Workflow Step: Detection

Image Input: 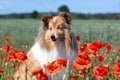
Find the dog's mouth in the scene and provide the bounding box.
[50,34,58,42]
[51,38,57,42]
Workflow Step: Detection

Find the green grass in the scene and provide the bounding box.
[72,19,120,45]
[0,19,120,80]
[0,19,40,51]
[1,19,120,51]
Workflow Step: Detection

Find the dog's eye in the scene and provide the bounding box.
[57,26,62,30]
[57,26,60,29]
[49,27,52,30]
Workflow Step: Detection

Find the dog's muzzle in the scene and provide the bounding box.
[51,34,57,41]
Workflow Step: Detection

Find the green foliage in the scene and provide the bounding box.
[31,10,39,18]
[0,19,120,50]
[72,19,120,45]
[0,12,120,19]
[58,5,70,13]
[0,19,40,51]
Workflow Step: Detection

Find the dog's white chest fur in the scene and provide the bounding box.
[31,41,76,67]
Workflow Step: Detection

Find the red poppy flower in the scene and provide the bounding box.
[117,46,120,52]
[0,57,3,61]
[92,40,106,49]
[106,44,112,53]
[11,63,15,68]
[78,44,87,53]
[38,73,48,80]
[75,35,80,42]
[112,71,120,77]
[92,64,109,79]
[46,61,62,74]
[46,58,67,74]
[3,44,10,53]
[87,43,98,57]
[8,49,17,61]
[4,36,9,41]
[0,67,4,73]
[71,70,86,78]
[33,66,43,75]
[78,51,88,59]
[86,41,107,57]
[112,63,120,77]
[33,66,48,80]
[56,58,68,67]
[16,51,27,62]
[71,74,81,79]
[116,59,120,64]
[73,55,90,70]
[98,55,105,62]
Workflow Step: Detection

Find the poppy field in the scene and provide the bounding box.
[0,19,120,80]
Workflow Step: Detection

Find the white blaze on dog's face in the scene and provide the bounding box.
[41,12,72,50]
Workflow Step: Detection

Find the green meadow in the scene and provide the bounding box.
[0,19,120,80]
[0,19,120,50]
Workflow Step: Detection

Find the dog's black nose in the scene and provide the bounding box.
[51,35,57,41]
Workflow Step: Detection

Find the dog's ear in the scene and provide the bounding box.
[59,12,71,24]
[41,14,53,28]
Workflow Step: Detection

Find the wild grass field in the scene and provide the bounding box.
[0,19,120,80]
[0,19,120,50]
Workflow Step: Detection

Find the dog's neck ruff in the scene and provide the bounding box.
[31,41,75,67]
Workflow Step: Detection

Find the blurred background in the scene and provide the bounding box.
[0,0,120,51]
[0,0,120,19]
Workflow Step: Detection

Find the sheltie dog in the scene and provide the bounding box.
[13,12,78,80]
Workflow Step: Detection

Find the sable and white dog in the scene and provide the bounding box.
[13,12,78,80]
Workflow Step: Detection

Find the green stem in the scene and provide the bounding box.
[65,60,70,80]
[25,65,27,80]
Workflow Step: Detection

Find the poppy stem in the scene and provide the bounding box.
[56,73,60,80]
[25,65,27,80]
[64,60,70,80]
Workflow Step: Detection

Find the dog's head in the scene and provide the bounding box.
[40,12,74,51]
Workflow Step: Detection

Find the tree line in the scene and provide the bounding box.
[0,5,120,19]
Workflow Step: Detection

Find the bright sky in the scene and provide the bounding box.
[0,0,120,14]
